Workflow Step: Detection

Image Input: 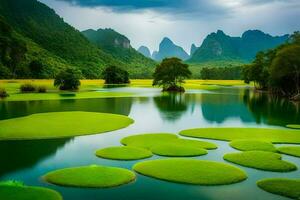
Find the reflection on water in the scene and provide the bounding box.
[0,97,133,120]
[243,89,300,126]
[0,87,299,200]
[0,138,70,177]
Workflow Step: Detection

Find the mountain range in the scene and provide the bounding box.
[0,0,155,79]
[138,30,288,63]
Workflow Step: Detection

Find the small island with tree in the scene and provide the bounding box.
[153,57,191,92]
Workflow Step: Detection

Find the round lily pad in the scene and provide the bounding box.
[224,151,297,172]
[230,140,276,152]
[95,146,153,160]
[0,112,134,140]
[278,146,300,158]
[150,144,207,157]
[0,185,62,200]
[133,158,247,185]
[121,133,217,150]
[43,165,136,188]
[257,178,300,199]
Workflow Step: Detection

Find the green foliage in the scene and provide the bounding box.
[153,57,191,92]
[102,65,130,84]
[37,86,47,93]
[257,178,300,199]
[29,60,45,78]
[243,31,300,98]
[201,66,243,80]
[95,146,153,160]
[133,158,247,185]
[0,87,8,98]
[224,151,297,172]
[43,165,136,188]
[20,83,36,93]
[54,67,81,90]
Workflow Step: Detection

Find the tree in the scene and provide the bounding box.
[29,60,44,78]
[102,65,130,84]
[153,57,191,92]
[54,67,82,90]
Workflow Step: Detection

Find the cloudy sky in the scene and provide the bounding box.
[40,0,300,53]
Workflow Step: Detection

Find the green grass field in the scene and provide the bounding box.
[180,128,300,144]
[277,146,300,158]
[0,182,62,200]
[257,178,300,199]
[43,165,136,188]
[0,111,133,140]
[286,124,300,129]
[229,140,277,152]
[133,158,247,185]
[224,151,297,172]
[95,146,153,160]
[0,79,248,101]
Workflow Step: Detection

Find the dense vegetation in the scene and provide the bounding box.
[54,67,82,90]
[102,66,130,84]
[0,0,155,79]
[243,32,300,99]
[153,58,191,92]
[201,66,242,80]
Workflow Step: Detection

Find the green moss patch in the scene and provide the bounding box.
[121,133,217,149]
[0,111,133,140]
[180,128,300,144]
[257,178,300,199]
[278,146,300,158]
[95,146,153,160]
[286,124,300,129]
[44,165,136,188]
[150,144,207,157]
[133,158,247,185]
[224,151,297,172]
[0,184,62,200]
[230,140,277,152]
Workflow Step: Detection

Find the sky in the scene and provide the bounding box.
[40,0,300,54]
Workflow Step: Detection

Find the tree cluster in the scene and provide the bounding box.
[201,66,242,80]
[243,32,300,99]
[102,65,130,84]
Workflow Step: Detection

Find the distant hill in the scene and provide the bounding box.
[190,44,198,57]
[82,28,156,77]
[153,37,189,61]
[188,30,289,63]
[138,46,151,58]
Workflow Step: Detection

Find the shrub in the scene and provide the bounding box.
[20,83,36,93]
[37,86,47,93]
[102,66,130,84]
[54,67,82,90]
[0,88,9,98]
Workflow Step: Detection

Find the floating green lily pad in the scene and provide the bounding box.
[43,165,136,188]
[95,146,153,160]
[230,140,277,152]
[286,124,300,129]
[0,184,62,200]
[150,144,207,157]
[180,128,300,144]
[121,133,217,150]
[257,178,300,199]
[224,151,297,172]
[133,158,247,185]
[278,146,300,158]
[0,111,134,140]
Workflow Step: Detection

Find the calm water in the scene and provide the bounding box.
[0,86,300,200]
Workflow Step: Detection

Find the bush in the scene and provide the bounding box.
[37,86,47,93]
[0,88,9,98]
[20,83,36,93]
[54,67,82,90]
[102,66,130,84]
